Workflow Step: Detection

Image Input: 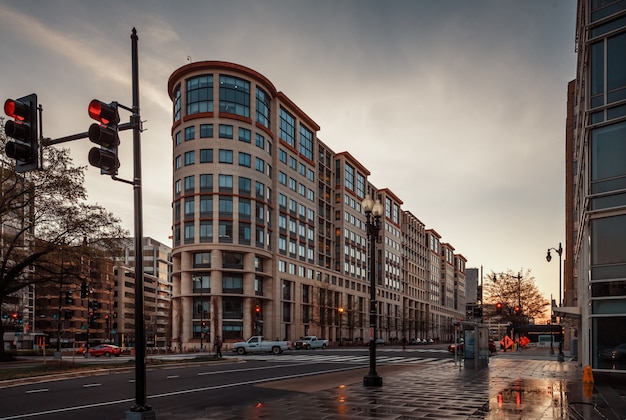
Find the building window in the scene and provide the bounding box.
[173,84,181,122]
[238,177,251,196]
[194,252,211,268]
[299,124,313,160]
[174,179,181,196]
[200,174,213,192]
[175,155,182,169]
[223,274,244,294]
[591,121,626,196]
[175,131,181,146]
[200,124,213,138]
[199,220,213,243]
[223,298,243,319]
[200,149,213,163]
[184,197,194,217]
[184,222,194,244]
[186,75,213,115]
[256,87,271,128]
[255,157,265,173]
[279,107,296,148]
[223,252,244,269]
[238,127,251,143]
[345,163,355,191]
[255,133,265,151]
[255,277,264,296]
[219,75,250,118]
[238,152,251,167]
[184,151,195,166]
[255,181,265,199]
[219,149,233,164]
[184,175,195,193]
[219,196,233,216]
[222,321,243,339]
[219,221,233,242]
[200,196,213,216]
[279,149,287,164]
[239,222,251,244]
[219,124,233,139]
[185,126,195,141]
[219,174,233,191]
[239,198,251,219]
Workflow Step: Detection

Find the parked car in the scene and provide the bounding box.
[410,338,421,345]
[598,343,626,361]
[88,344,122,357]
[375,338,385,345]
[448,340,497,354]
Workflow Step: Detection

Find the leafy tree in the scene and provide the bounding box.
[1,119,127,360]
[484,268,548,324]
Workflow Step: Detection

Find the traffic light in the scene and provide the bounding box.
[3,94,39,172]
[87,100,120,176]
[495,302,503,313]
[80,282,88,298]
[255,305,261,316]
[65,291,74,305]
[514,305,521,315]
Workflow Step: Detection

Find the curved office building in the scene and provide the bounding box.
[168,61,466,350]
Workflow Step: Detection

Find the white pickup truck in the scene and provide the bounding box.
[232,336,291,355]
[294,336,329,350]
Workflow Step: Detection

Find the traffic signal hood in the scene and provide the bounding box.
[87,100,120,176]
[3,94,39,172]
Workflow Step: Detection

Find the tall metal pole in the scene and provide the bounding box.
[363,195,382,387]
[127,28,153,419]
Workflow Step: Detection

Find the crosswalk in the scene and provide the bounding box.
[230,352,454,366]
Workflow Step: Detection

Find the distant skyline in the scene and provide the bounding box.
[0,1,577,305]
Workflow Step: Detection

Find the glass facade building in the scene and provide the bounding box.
[570,0,626,372]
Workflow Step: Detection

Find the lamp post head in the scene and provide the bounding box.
[362,194,374,214]
[372,199,384,218]
[546,250,552,262]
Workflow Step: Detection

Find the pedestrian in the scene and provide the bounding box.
[401,336,407,350]
[215,335,223,357]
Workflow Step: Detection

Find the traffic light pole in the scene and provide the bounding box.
[126,27,152,420]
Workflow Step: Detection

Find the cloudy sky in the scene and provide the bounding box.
[0,1,577,304]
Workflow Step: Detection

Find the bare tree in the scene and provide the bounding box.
[1,125,127,360]
[484,268,548,324]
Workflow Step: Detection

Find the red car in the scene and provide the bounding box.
[88,344,123,357]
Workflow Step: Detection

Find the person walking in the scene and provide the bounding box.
[215,336,223,357]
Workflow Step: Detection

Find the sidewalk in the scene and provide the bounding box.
[158,347,625,419]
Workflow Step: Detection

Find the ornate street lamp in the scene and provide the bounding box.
[362,194,384,387]
[546,242,564,361]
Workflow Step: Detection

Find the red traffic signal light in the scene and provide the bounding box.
[514,306,521,314]
[4,94,39,172]
[88,100,120,176]
[495,302,503,313]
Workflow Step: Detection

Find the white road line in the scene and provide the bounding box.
[25,389,49,394]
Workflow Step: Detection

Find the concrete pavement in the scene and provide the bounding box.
[154,346,625,419]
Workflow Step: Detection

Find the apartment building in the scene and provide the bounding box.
[167,61,467,350]
[567,0,626,373]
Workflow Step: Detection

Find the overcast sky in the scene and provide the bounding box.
[0,1,577,305]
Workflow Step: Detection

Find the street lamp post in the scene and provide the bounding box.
[546,242,564,361]
[362,194,384,387]
[546,243,563,308]
[338,307,344,346]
